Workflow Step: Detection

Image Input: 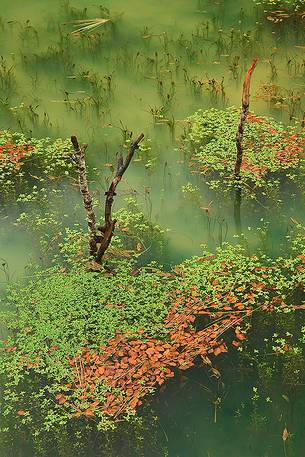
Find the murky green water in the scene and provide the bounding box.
[0,0,304,455]
[0,0,304,274]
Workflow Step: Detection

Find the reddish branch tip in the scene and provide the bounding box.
[242,58,259,107]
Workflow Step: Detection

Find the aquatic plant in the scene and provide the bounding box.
[18,20,39,46]
[254,0,304,12]
[13,188,166,272]
[0,1,305,453]
[0,228,304,438]
[189,74,227,104]
[0,131,72,197]
[254,0,305,23]
[61,0,88,20]
[255,81,304,123]
[68,18,112,35]
[73,69,114,95]
[183,107,305,195]
[0,57,16,97]
[65,69,114,116]
[113,198,167,258]
[31,42,74,74]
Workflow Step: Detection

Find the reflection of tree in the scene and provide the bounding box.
[234,187,242,236]
[205,214,228,249]
[0,257,10,283]
[234,59,258,178]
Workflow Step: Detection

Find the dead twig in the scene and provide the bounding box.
[234,58,258,179]
[70,133,144,264]
[95,133,144,263]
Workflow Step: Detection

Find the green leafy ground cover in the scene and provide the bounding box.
[0,118,304,451]
[183,107,305,195]
[0,225,304,442]
[0,130,72,197]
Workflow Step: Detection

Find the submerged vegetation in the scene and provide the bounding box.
[254,0,305,14]
[254,0,305,25]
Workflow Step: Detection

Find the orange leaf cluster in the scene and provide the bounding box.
[241,158,268,177]
[247,114,268,124]
[53,291,252,421]
[0,141,34,172]
[243,117,305,175]
[274,135,304,164]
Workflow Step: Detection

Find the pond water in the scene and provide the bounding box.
[0,0,304,455]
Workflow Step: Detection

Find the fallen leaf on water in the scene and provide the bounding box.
[55,394,67,405]
[235,328,246,341]
[84,408,95,417]
[282,427,289,442]
[17,410,26,416]
[213,345,227,356]
[5,346,17,353]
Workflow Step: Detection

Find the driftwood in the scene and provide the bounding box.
[234,58,258,179]
[71,132,144,264]
[95,133,144,263]
[71,136,97,256]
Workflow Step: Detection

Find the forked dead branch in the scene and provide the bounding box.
[71,133,144,263]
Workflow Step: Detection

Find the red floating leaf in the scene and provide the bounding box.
[213,345,228,356]
[17,410,26,416]
[235,329,246,341]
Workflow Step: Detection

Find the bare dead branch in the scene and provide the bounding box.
[234,58,258,179]
[71,135,97,256]
[95,133,144,263]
